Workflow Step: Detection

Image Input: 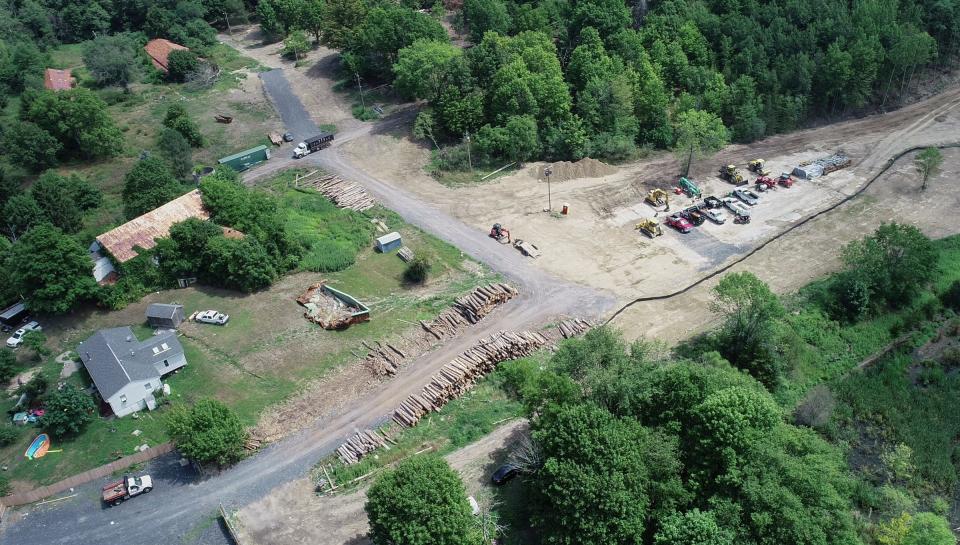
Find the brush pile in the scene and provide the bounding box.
[392,330,549,427]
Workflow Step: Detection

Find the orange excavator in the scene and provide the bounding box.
[490,223,511,244]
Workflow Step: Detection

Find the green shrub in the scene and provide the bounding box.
[404,255,432,284]
[940,279,960,311]
[0,425,20,446]
[300,240,356,272]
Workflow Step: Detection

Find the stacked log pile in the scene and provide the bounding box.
[393,330,549,428]
[300,173,376,211]
[336,429,391,465]
[244,433,264,452]
[366,283,519,376]
[557,318,593,339]
[452,283,518,324]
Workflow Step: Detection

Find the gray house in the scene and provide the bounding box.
[146,303,185,329]
[78,327,187,417]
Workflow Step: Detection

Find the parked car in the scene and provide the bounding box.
[6,321,41,348]
[732,189,759,206]
[701,207,727,224]
[491,464,521,485]
[195,310,229,325]
[722,198,751,218]
[665,214,693,233]
[282,132,294,142]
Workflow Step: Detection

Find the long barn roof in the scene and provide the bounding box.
[96,189,208,263]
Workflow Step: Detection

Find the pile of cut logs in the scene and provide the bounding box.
[336,428,391,465]
[557,318,593,338]
[362,340,408,376]
[451,283,518,324]
[393,330,549,427]
[244,433,264,452]
[300,173,376,211]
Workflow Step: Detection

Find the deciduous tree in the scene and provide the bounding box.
[6,223,96,313]
[123,157,185,219]
[914,147,943,190]
[82,34,139,90]
[672,109,729,176]
[3,122,61,171]
[842,223,937,307]
[365,455,481,545]
[40,384,96,437]
[167,398,247,466]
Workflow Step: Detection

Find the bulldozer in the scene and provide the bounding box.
[679,177,701,198]
[636,218,662,238]
[719,164,747,186]
[748,159,771,176]
[645,188,670,210]
[489,223,511,244]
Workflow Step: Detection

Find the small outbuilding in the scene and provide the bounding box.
[146,304,186,329]
[375,232,402,253]
[43,68,75,91]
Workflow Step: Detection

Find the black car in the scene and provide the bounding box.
[491,464,521,485]
[282,132,294,142]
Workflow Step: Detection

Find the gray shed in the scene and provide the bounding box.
[375,232,402,253]
[146,303,185,329]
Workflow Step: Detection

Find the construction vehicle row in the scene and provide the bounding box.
[645,188,670,210]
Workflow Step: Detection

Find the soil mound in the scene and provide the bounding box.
[539,158,617,183]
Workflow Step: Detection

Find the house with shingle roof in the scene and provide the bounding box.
[144,38,189,73]
[77,327,187,417]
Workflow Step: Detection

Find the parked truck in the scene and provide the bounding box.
[293,132,335,158]
[102,474,153,506]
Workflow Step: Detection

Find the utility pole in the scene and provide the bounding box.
[464,132,472,171]
[544,166,553,212]
[356,72,366,111]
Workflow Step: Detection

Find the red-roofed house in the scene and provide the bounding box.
[44,68,75,91]
[144,38,189,73]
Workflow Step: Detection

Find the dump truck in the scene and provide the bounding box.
[293,132,335,158]
[102,474,153,506]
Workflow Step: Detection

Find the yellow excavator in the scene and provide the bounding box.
[636,218,662,238]
[645,188,670,211]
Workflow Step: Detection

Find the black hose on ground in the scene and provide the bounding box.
[604,142,960,326]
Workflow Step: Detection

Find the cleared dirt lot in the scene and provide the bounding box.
[334,86,960,317]
[234,419,528,545]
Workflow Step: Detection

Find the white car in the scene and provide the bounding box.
[195,310,229,325]
[6,321,41,348]
[722,198,751,218]
[702,208,727,224]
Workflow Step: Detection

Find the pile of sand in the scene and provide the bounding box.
[537,158,618,183]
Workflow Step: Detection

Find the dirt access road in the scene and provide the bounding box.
[0,42,612,545]
[236,419,529,545]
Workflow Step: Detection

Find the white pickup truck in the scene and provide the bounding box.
[102,474,153,506]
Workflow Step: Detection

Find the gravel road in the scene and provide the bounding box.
[0,69,615,545]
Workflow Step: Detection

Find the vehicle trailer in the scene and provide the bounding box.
[102,475,153,506]
[293,132,335,158]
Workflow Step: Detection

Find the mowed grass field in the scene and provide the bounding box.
[0,175,499,489]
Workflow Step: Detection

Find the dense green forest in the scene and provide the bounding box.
[364,225,960,545]
[253,0,959,163]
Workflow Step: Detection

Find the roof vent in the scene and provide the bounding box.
[126,335,133,342]
[152,347,160,355]
[130,349,135,356]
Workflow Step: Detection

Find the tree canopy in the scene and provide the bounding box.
[5,223,97,313]
[365,455,481,545]
[166,398,247,466]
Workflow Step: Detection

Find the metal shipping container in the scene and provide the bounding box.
[218,145,271,171]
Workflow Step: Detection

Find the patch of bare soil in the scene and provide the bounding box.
[235,419,527,545]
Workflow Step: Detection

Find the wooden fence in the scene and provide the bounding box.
[0,443,174,507]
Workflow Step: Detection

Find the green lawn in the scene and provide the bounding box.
[0,178,497,487]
